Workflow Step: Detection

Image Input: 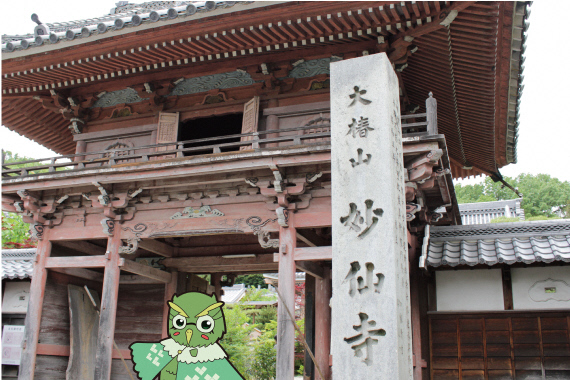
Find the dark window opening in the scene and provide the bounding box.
[178,113,243,156]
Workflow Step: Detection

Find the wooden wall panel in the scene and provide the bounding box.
[38,278,71,346]
[35,355,69,380]
[112,284,164,349]
[429,313,570,380]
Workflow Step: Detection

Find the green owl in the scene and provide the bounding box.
[130,292,244,380]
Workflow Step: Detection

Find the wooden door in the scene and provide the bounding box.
[156,112,179,158]
[240,96,260,150]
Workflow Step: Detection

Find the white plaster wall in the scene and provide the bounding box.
[436,269,504,311]
[511,266,570,310]
[1,281,31,313]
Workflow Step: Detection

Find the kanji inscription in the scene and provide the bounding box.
[344,313,386,366]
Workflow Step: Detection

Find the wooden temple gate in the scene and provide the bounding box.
[1,1,526,378]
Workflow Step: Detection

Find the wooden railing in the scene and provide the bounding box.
[2,99,437,179]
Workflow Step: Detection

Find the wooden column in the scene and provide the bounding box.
[163,270,179,337]
[304,274,316,380]
[409,234,424,380]
[314,267,331,380]
[266,98,279,148]
[276,212,296,380]
[18,232,52,380]
[94,234,122,380]
[74,140,86,162]
[212,273,222,300]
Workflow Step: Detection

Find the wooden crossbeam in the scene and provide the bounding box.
[274,246,332,262]
[45,256,108,268]
[296,261,324,279]
[138,239,173,257]
[56,240,106,256]
[119,259,172,283]
[162,254,277,273]
[49,267,103,282]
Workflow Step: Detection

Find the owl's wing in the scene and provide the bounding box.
[130,342,174,380]
[176,358,245,380]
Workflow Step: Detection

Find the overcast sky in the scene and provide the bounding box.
[1,1,569,183]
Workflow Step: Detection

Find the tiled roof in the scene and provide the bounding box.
[2,1,246,52]
[2,249,36,280]
[422,220,570,268]
[221,283,247,304]
[459,199,525,225]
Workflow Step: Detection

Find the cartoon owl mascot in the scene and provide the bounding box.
[130,292,244,380]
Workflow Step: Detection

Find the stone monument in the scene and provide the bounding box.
[330,53,413,378]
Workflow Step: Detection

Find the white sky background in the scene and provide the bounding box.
[1,1,569,183]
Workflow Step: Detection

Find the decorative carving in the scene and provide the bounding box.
[170,206,224,219]
[101,218,115,236]
[349,149,372,167]
[246,216,278,233]
[119,238,140,254]
[344,312,386,366]
[406,203,421,221]
[128,188,144,198]
[306,172,323,183]
[92,88,150,108]
[529,278,570,302]
[93,182,110,206]
[102,140,134,159]
[308,79,330,91]
[121,223,148,238]
[343,262,384,297]
[276,207,289,227]
[14,202,24,212]
[287,57,342,78]
[30,224,44,240]
[257,231,279,249]
[168,71,256,96]
[340,200,383,239]
[245,178,258,187]
[68,118,85,134]
[110,107,133,118]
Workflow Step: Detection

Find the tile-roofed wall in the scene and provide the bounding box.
[422,220,570,268]
[2,248,36,280]
[459,199,525,225]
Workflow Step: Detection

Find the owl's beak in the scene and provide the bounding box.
[186,329,193,344]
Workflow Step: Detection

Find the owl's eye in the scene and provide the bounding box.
[196,315,215,333]
[172,315,187,330]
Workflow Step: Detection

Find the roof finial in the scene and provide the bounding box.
[31,13,42,25]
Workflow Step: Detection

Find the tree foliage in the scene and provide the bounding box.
[235,274,268,289]
[2,151,37,249]
[455,174,570,218]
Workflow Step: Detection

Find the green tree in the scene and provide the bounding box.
[223,304,254,377]
[2,151,38,249]
[454,173,570,218]
[235,274,268,289]
[250,320,277,380]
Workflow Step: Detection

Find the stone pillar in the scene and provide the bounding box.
[330,53,413,378]
[94,234,122,380]
[19,232,52,380]
[276,212,296,380]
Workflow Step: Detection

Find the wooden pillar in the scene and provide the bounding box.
[74,140,86,162]
[409,233,424,380]
[212,273,222,300]
[163,270,179,338]
[314,267,331,380]
[94,234,122,380]
[18,232,52,380]
[266,98,279,148]
[276,212,296,380]
[304,274,316,380]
